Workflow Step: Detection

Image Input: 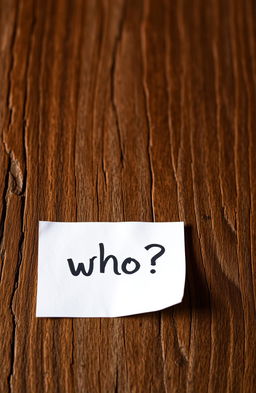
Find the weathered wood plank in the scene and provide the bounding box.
[0,0,255,392]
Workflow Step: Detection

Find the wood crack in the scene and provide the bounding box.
[96,166,100,221]
[5,2,36,389]
[5,0,20,134]
[171,312,189,364]
[73,0,86,223]
[0,156,11,283]
[140,0,155,222]
[70,320,75,368]
[109,1,126,168]
[114,366,118,393]
[122,321,128,385]
[159,313,168,393]
[164,0,181,222]
[8,196,25,392]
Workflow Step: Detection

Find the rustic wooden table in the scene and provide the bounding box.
[0,0,255,392]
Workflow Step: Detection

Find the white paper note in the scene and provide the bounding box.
[36,221,186,317]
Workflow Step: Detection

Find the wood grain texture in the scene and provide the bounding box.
[0,0,255,392]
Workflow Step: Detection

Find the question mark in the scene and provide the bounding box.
[145,244,166,273]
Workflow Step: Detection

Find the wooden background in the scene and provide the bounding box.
[0,0,255,391]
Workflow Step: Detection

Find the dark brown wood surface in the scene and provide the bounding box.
[0,0,255,391]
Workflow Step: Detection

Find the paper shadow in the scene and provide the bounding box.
[175,224,211,313]
[129,224,211,320]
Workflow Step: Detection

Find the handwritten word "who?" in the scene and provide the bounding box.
[67,243,166,277]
